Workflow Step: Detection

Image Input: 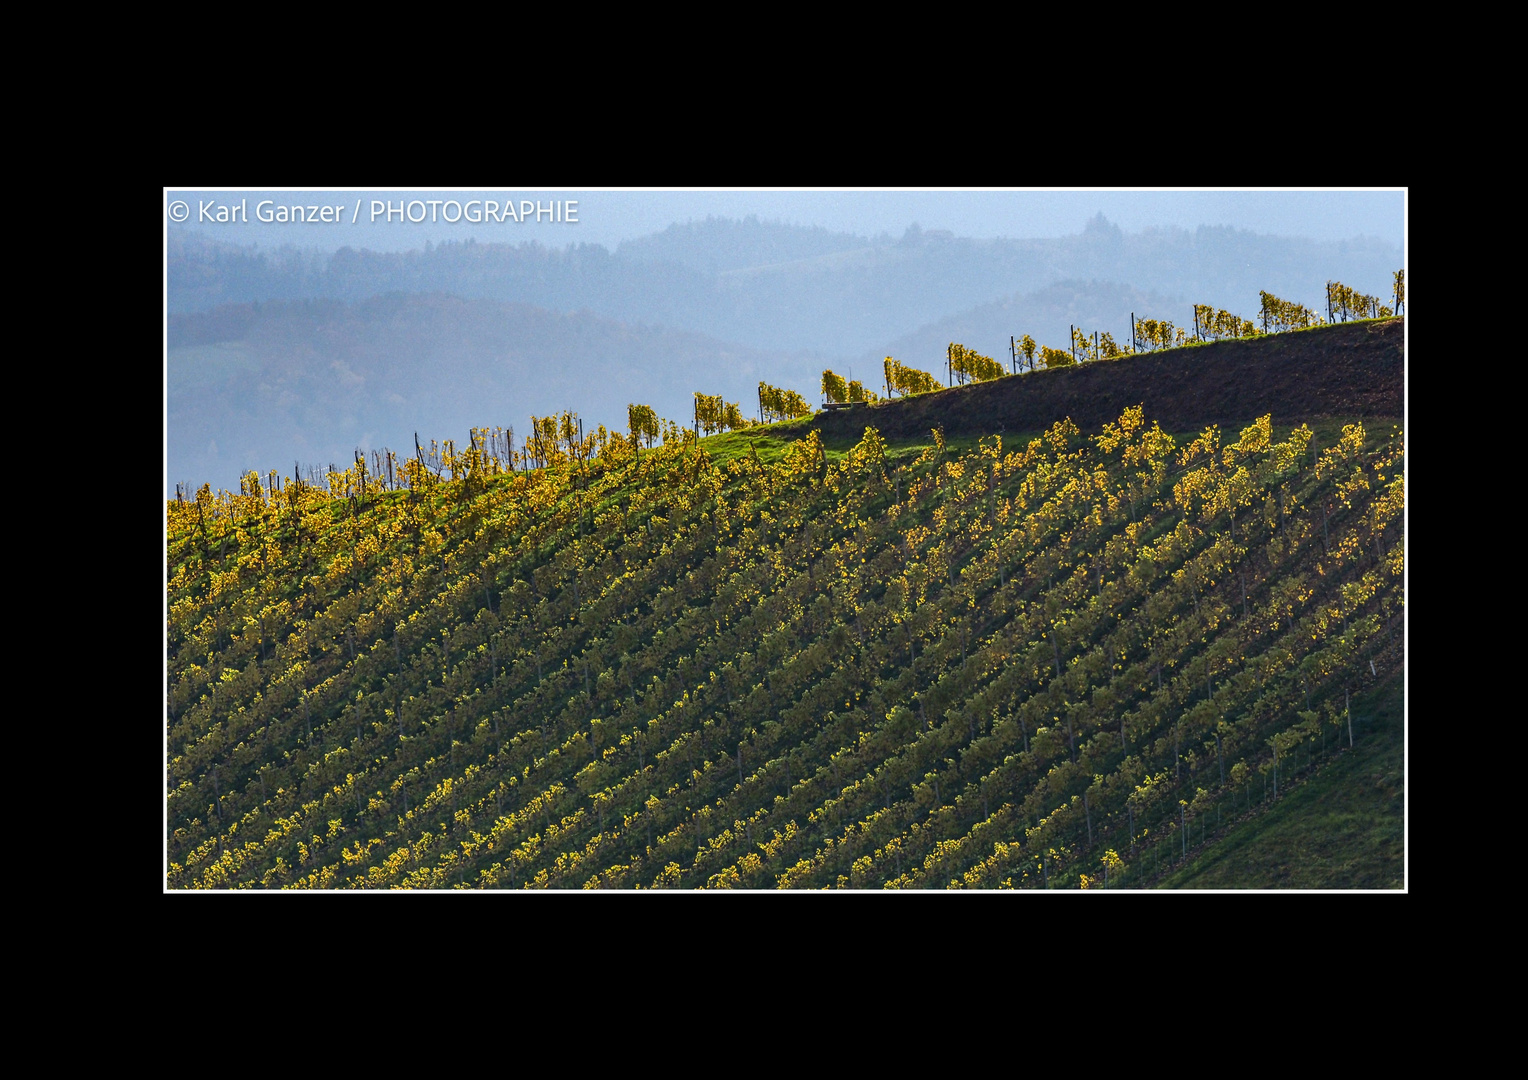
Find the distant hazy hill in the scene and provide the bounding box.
[873,280,1189,373]
[614,214,875,273]
[167,293,823,495]
[168,231,714,334]
[167,217,1402,357]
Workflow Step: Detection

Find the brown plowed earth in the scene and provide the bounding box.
[812,318,1404,441]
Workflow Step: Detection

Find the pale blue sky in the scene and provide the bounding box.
[165,188,1406,253]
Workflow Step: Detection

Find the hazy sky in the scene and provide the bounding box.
[165,188,1407,253]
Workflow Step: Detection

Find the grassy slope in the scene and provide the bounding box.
[1155,672,1404,889]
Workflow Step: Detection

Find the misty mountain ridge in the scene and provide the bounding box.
[168,215,1401,357]
[613,214,880,273]
[167,292,828,496]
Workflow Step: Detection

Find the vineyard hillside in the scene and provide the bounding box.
[816,318,1402,442]
[166,320,1405,890]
